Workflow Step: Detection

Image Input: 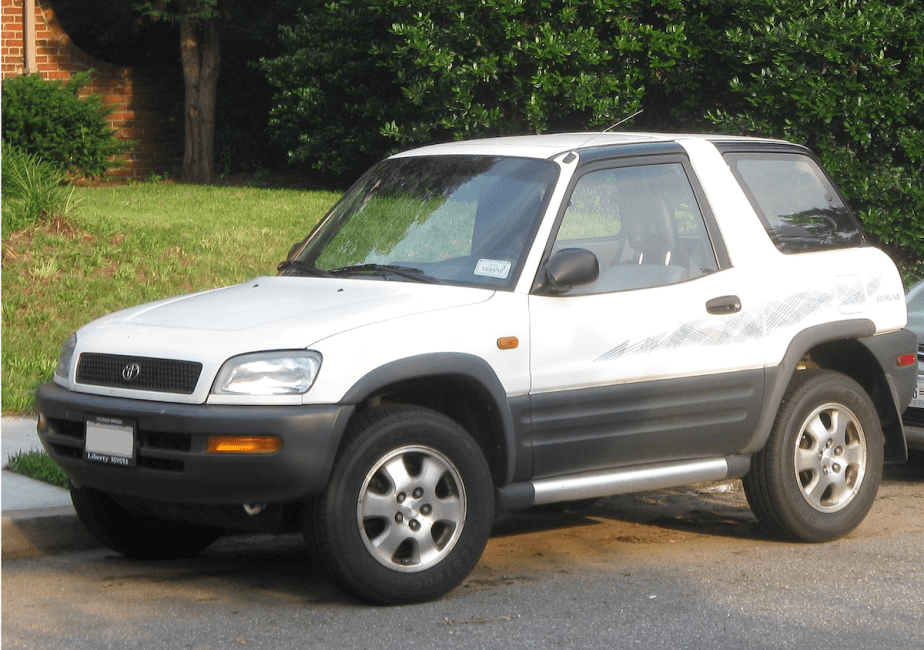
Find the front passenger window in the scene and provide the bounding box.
[552,163,718,294]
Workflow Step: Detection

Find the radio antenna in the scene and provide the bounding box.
[604,108,644,132]
[560,108,645,164]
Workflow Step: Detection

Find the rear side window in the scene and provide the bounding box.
[724,152,863,254]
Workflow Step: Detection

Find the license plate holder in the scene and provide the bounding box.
[85,417,136,467]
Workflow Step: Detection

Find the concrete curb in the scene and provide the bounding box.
[2,505,100,560]
[2,416,102,559]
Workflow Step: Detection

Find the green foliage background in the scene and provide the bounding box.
[378,0,692,139]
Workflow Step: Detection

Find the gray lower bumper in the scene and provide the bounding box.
[35,383,354,505]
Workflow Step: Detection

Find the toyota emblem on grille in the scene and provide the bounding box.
[122,363,141,381]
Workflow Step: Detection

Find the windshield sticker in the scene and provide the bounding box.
[475,259,512,279]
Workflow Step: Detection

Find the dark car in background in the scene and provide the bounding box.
[904,279,924,451]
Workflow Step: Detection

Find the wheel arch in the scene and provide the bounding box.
[809,329,917,463]
[749,320,915,463]
[338,353,521,485]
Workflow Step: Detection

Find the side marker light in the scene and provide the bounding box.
[898,354,916,367]
[207,436,283,454]
[497,337,519,350]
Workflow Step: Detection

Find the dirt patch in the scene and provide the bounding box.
[2,216,87,266]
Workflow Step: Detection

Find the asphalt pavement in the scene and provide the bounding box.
[1,415,100,559]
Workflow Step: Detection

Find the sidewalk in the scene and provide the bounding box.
[1,415,100,559]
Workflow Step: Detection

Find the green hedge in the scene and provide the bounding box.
[376,0,693,139]
[261,0,694,174]
[1,72,126,178]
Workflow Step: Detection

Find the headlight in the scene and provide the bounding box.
[212,351,322,395]
[55,334,78,380]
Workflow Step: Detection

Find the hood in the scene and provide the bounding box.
[76,276,493,361]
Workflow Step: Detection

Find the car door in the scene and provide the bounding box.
[527,156,767,478]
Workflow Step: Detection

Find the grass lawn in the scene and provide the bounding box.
[1,181,341,413]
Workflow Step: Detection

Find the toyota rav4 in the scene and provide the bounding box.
[37,133,918,604]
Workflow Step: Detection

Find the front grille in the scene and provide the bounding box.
[76,353,202,394]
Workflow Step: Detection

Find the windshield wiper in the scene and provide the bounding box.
[330,264,441,284]
[277,260,333,277]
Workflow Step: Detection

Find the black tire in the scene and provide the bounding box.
[305,405,494,605]
[70,484,224,559]
[743,369,883,543]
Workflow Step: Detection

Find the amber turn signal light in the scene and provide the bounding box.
[207,436,283,454]
[497,336,519,350]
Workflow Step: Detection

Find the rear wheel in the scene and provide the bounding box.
[744,369,883,542]
[305,405,494,604]
[70,484,223,559]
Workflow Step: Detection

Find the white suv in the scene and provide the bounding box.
[37,133,918,604]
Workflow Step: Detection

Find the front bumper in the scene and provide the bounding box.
[36,383,354,505]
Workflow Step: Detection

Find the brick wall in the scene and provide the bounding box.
[1,0,183,178]
[0,0,24,76]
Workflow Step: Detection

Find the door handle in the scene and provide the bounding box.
[706,295,742,315]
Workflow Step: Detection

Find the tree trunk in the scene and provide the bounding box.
[179,20,220,183]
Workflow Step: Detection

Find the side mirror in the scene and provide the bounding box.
[539,248,599,295]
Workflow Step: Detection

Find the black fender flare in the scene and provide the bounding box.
[339,353,521,483]
[743,319,915,462]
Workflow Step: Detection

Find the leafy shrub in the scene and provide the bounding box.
[1,72,126,177]
[1,144,78,233]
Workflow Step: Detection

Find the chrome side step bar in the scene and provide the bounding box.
[495,456,752,511]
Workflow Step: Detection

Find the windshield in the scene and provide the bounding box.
[282,155,559,289]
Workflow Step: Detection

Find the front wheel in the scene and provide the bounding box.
[305,406,494,604]
[744,369,884,542]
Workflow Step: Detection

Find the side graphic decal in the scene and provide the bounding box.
[594,288,852,363]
